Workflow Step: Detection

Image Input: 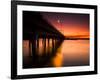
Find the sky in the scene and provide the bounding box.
[41,12,90,38]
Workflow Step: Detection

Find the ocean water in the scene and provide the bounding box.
[23,39,89,68]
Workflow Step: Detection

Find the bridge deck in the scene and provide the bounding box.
[23,11,65,40]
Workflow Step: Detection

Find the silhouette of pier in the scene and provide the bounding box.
[23,11,64,68]
[23,11,65,40]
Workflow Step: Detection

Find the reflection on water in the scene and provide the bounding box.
[56,40,89,67]
[23,39,89,68]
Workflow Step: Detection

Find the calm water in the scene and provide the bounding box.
[53,40,89,67]
[23,39,89,68]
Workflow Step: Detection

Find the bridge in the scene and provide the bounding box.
[23,11,65,40]
[23,11,65,68]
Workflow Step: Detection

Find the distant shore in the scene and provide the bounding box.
[64,38,89,40]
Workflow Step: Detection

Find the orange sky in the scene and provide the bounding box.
[52,21,89,38]
[42,12,90,38]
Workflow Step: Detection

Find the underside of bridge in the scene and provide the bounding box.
[23,11,65,40]
[23,11,65,68]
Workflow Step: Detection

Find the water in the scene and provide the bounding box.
[53,40,89,67]
[23,39,89,68]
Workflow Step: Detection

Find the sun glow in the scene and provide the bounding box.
[42,12,89,39]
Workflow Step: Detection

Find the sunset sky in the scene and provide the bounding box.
[41,12,90,38]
